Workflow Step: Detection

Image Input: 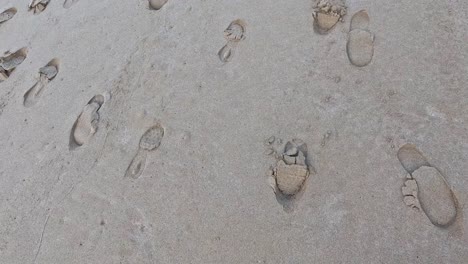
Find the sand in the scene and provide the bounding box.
[0,0,467,263]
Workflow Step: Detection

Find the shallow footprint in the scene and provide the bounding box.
[0,7,17,24]
[0,47,28,82]
[29,0,51,14]
[397,144,457,227]
[69,94,105,150]
[23,59,59,107]
[125,124,164,179]
[148,0,168,10]
[346,10,374,67]
[218,19,246,63]
[63,0,79,9]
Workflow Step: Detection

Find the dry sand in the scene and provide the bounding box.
[0,0,467,263]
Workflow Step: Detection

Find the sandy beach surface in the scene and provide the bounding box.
[0,0,467,263]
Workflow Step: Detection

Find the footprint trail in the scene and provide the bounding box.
[397,144,457,227]
[69,94,105,150]
[347,10,374,67]
[125,124,164,179]
[218,19,246,63]
[23,59,59,107]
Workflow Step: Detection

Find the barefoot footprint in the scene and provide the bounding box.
[69,94,105,150]
[29,0,51,14]
[148,0,168,10]
[312,0,347,34]
[63,0,79,9]
[346,10,374,67]
[0,7,17,24]
[125,124,164,179]
[23,59,59,107]
[397,144,457,227]
[218,19,246,63]
[0,47,28,82]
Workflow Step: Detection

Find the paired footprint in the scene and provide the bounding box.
[0,47,28,82]
[218,19,246,63]
[397,144,458,227]
[125,124,164,179]
[23,59,59,107]
[29,0,51,14]
[148,0,168,10]
[69,94,105,150]
[0,7,17,24]
[346,10,374,67]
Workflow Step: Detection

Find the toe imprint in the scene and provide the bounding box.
[313,0,347,34]
[398,144,458,227]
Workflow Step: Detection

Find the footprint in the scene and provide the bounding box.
[218,19,246,63]
[0,47,28,83]
[312,0,347,34]
[29,0,51,14]
[397,144,457,227]
[266,138,311,211]
[0,7,17,24]
[148,0,168,10]
[23,59,59,107]
[69,94,105,150]
[125,124,164,179]
[346,10,374,67]
[63,0,79,9]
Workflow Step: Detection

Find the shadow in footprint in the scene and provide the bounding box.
[69,94,105,150]
[125,124,164,179]
[218,19,246,63]
[267,138,311,212]
[397,144,458,227]
[148,0,168,10]
[0,47,28,83]
[63,0,79,9]
[29,0,51,14]
[0,7,17,24]
[23,58,59,107]
[346,10,374,67]
[312,0,347,35]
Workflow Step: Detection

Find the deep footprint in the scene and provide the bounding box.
[218,19,246,63]
[0,47,28,82]
[0,7,17,24]
[63,0,79,9]
[148,0,168,10]
[397,144,457,227]
[29,0,51,14]
[346,10,374,67]
[125,124,164,179]
[23,59,59,107]
[312,0,347,34]
[69,94,105,150]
